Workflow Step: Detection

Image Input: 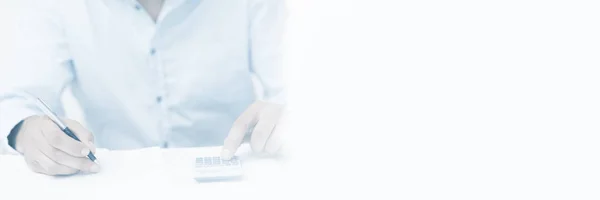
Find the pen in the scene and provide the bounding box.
[35,98,97,162]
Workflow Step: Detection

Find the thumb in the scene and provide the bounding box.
[64,120,96,154]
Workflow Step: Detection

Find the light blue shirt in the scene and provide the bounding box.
[0,0,287,153]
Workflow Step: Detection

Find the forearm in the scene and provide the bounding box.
[249,0,288,105]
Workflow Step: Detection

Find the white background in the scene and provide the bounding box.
[2,0,600,199]
[284,0,600,199]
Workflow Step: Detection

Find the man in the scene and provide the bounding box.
[0,0,288,176]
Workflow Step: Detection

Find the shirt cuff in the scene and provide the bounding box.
[0,100,40,155]
[262,89,287,105]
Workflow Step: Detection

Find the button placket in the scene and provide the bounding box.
[150,43,171,148]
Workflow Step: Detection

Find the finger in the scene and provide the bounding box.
[34,135,100,173]
[251,104,284,153]
[40,121,91,158]
[250,121,274,153]
[264,124,283,155]
[27,149,78,176]
[221,101,267,159]
[88,142,97,155]
[64,120,96,154]
[24,153,46,175]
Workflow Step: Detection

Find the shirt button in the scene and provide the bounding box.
[135,4,142,10]
[150,48,156,55]
[156,96,163,103]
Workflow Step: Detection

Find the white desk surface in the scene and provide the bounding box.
[0,144,294,200]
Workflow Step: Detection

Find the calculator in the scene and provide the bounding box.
[193,156,244,182]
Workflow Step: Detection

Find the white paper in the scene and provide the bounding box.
[0,144,288,194]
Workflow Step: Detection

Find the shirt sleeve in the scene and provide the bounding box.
[248,0,289,105]
[0,0,73,154]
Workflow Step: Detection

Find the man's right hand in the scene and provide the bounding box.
[14,115,100,176]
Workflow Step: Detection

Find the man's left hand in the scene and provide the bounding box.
[221,101,287,160]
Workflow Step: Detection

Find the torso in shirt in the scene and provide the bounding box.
[55,0,257,149]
